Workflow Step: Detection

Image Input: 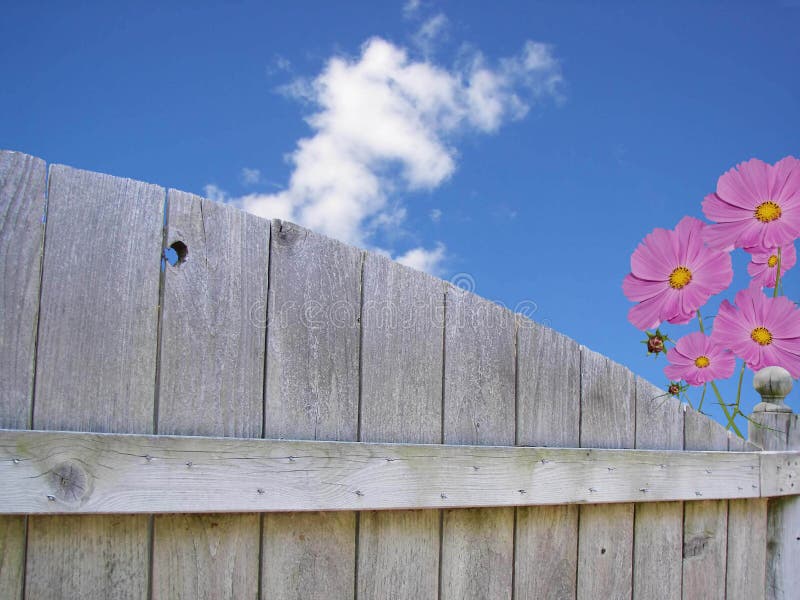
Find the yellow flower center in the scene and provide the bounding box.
[768,255,779,268]
[754,201,782,223]
[694,356,710,368]
[668,266,692,289]
[750,327,773,346]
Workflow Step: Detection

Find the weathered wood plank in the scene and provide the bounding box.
[357,254,443,599]
[153,514,260,600]
[727,434,766,600]
[751,412,800,600]
[441,287,516,600]
[26,164,163,600]
[262,511,355,600]
[633,377,684,600]
[261,220,362,600]
[577,347,635,600]
[0,150,45,600]
[0,150,45,430]
[682,410,730,600]
[151,190,269,599]
[0,516,25,600]
[26,515,149,600]
[0,429,772,513]
[515,319,580,600]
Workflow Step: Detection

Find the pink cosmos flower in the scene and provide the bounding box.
[702,157,800,250]
[623,216,733,330]
[746,243,797,289]
[663,331,735,386]
[711,287,800,378]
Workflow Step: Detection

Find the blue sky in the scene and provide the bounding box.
[2,1,799,428]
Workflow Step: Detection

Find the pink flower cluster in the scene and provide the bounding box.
[623,156,800,384]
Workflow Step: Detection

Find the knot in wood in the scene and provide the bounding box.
[48,462,90,503]
[274,221,307,252]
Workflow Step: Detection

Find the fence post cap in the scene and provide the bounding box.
[752,366,793,413]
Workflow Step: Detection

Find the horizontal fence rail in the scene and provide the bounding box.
[1,428,797,514]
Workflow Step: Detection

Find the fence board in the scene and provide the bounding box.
[0,429,771,513]
[577,348,635,600]
[441,288,516,600]
[752,412,800,600]
[151,190,268,599]
[357,254,444,599]
[727,435,767,600]
[633,378,684,600]
[0,150,45,600]
[515,321,580,600]
[261,220,361,600]
[26,164,163,599]
[682,410,730,600]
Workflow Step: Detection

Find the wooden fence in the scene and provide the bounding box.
[0,149,798,599]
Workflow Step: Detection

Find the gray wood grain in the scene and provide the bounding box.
[26,515,149,600]
[152,190,268,599]
[682,409,729,600]
[751,412,800,600]
[153,514,260,600]
[577,347,635,600]
[262,220,362,600]
[727,497,767,600]
[0,429,768,514]
[515,505,577,600]
[442,507,514,600]
[0,150,45,600]
[358,510,439,599]
[0,516,24,600]
[515,318,580,600]
[27,163,162,599]
[357,254,443,599]
[0,150,45,430]
[441,286,515,600]
[158,189,269,438]
[726,434,767,600]
[633,377,684,600]
[262,511,355,600]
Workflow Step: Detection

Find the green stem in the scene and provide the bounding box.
[734,362,745,414]
[774,247,782,298]
[697,309,705,334]
[697,383,707,413]
[710,380,744,438]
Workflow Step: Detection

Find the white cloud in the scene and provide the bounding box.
[396,242,447,275]
[430,208,442,223]
[403,0,422,18]
[203,184,227,203]
[412,13,449,56]
[223,35,562,274]
[240,168,261,185]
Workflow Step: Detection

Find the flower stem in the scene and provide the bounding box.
[697,309,705,334]
[774,247,782,298]
[710,380,744,438]
[697,383,707,413]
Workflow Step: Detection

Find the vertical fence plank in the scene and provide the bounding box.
[26,164,163,599]
[151,191,268,599]
[357,254,443,599]
[0,151,45,600]
[682,410,729,600]
[515,321,580,600]
[577,348,635,600]
[751,412,800,600]
[261,220,361,600]
[726,434,767,600]
[633,378,684,600]
[441,288,516,600]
